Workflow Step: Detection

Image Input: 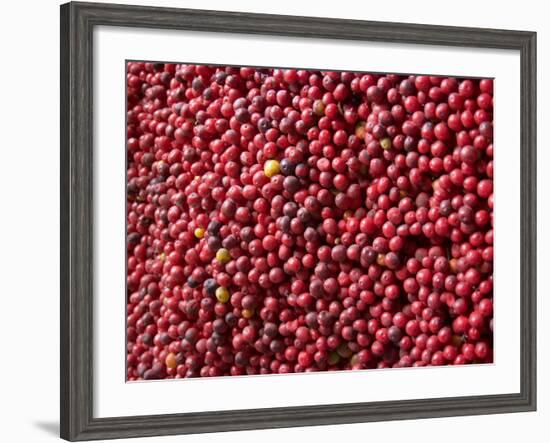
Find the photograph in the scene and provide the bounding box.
[57,2,537,440]
[126,62,494,381]
[0,0,545,441]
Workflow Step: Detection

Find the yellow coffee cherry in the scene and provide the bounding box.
[216,248,231,264]
[165,352,177,369]
[380,137,392,150]
[313,99,325,116]
[242,308,254,319]
[328,351,340,365]
[264,159,280,178]
[215,286,230,303]
[355,121,366,139]
[194,227,205,239]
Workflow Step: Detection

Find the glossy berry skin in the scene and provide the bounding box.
[126,62,494,380]
[264,160,281,178]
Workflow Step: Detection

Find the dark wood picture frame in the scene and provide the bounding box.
[60,1,537,441]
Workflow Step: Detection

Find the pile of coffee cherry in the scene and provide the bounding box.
[126,62,493,380]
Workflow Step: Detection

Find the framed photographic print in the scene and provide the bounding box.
[60,1,537,441]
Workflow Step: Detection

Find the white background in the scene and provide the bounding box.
[0,0,547,442]
[94,26,521,417]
